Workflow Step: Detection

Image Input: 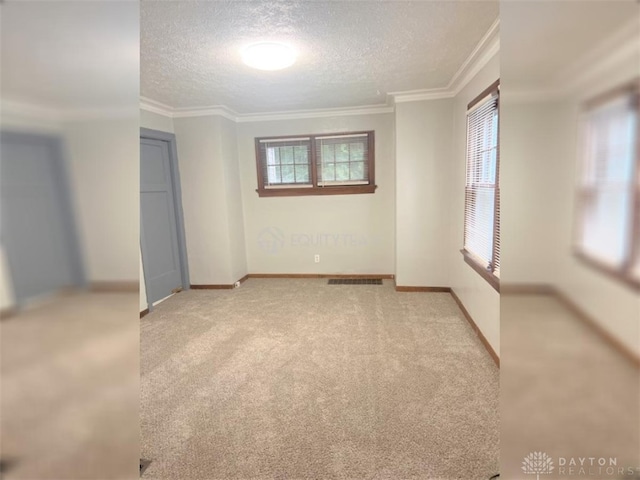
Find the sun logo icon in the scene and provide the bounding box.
[522,452,554,480]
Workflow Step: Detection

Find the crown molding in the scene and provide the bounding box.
[140,96,393,122]
[140,96,238,121]
[448,18,499,96]
[235,103,394,123]
[140,18,500,119]
[140,96,174,117]
[172,104,237,122]
[390,18,499,104]
[2,98,136,128]
[555,16,639,95]
[388,88,453,103]
[508,17,639,102]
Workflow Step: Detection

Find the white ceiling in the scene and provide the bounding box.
[1,1,139,111]
[141,1,499,113]
[501,1,638,90]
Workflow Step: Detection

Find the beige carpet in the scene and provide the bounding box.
[501,294,640,479]
[1,292,140,480]
[141,279,499,479]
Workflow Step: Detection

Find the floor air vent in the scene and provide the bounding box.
[328,278,383,285]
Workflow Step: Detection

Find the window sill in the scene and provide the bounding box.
[460,249,500,293]
[574,250,640,292]
[256,184,377,197]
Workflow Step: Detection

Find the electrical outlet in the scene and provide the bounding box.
[314,254,320,263]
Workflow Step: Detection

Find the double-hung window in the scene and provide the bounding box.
[575,80,640,289]
[462,79,500,291]
[255,131,376,197]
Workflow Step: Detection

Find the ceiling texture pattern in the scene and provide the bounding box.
[141,1,499,113]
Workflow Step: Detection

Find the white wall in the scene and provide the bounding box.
[220,117,248,281]
[449,54,501,355]
[395,99,453,287]
[500,100,565,285]
[64,116,139,283]
[501,16,640,356]
[141,109,174,133]
[237,114,395,275]
[173,115,247,285]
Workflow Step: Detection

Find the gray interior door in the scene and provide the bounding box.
[140,138,184,304]
[0,133,83,304]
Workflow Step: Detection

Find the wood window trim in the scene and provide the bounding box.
[573,79,640,292]
[460,249,500,293]
[462,79,501,292]
[573,250,640,292]
[255,131,377,197]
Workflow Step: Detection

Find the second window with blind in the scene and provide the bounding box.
[462,79,500,291]
[255,131,376,197]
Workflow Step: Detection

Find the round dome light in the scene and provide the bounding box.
[242,42,297,71]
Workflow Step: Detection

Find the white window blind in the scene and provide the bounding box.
[577,87,639,271]
[258,138,312,188]
[315,133,370,187]
[464,88,500,275]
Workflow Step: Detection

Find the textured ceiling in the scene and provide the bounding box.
[141,1,498,113]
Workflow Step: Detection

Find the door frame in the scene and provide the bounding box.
[140,128,190,311]
[1,131,87,307]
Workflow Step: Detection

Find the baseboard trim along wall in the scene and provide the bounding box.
[395,286,451,292]
[191,274,251,290]
[191,274,394,289]
[502,283,640,367]
[248,273,395,279]
[190,284,235,290]
[554,289,640,367]
[140,308,150,319]
[90,281,139,293]
[500,283,555,295]
[449,289,500,368]
[1,308,17,321]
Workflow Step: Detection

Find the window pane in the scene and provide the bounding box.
[335,163,350,181]
[465,186,495,264]
[281,165,295,183]
[294,165,309,183]
[350,142,364,162]
[322,163,335,181]
[577,90,637,269]
[266,148,278,166]
[294,146,308,164]
[581,190,632,266]
[464,92,499,271]
[261,139,312,186]
[322,144,335,162]
[267,165,280,184]
[281,147,294,164]
[350,162,365,181]
[335,144,349,163]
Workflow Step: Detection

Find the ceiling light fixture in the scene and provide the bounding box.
[242,42,297,71]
